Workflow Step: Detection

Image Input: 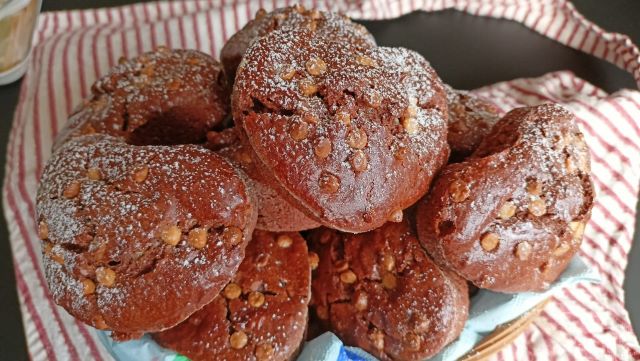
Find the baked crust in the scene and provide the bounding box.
[309,221,468,361]
[417,103,594,292]
[154,230,311,361]
[233,22,449,233]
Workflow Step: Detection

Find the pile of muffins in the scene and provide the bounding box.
[35,5,594,361]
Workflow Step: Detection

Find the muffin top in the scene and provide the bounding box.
[309,221,469,361]
[233,23,449,233]
[220,5,376,82]
[417,104,594,292]
[154,230,311,361]
[37,135,257,334]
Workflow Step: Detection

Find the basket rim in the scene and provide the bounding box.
[459,298,551,361]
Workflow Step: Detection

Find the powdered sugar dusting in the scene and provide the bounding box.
[418,103,595,293]
[153,230,310,360]
[233,19,449,232]
[55,48,228,149]
[310,222,468,360]
[221,6,376,80]
[36,133,256,333]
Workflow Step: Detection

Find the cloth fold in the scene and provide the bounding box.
[4,1,640,360]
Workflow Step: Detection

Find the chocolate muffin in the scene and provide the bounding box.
[444,85,501,160]
[220,5,376,82]
[211,129,321,232]
[233,24,449,233]
[154,230,312,361]
[36,135,257,336]
[416,103,594,293]
[309,221,469,361]
[55,48,229,148]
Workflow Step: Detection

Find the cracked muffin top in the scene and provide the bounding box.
[233,22,449,233]
[36,134,257,336]
[56,48,229,149]
[153,230,312,361]
[417,103,594,292]
[308,221,468,361]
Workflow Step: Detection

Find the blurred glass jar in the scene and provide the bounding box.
[0,0,42,85]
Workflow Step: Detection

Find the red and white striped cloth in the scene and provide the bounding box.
[3,0,640,360]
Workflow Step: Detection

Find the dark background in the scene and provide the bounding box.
[1,0,639,359]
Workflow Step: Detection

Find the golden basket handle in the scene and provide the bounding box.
[460,298,551,361]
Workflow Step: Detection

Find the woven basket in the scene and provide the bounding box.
[460,299,551,360]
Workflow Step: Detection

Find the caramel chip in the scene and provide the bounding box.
[277,234,293,248]
[305,57,327,76]
[255,343,274,360]
[368,329,385,350]
[133,166,149,183]
[290,121,309,141]
[388,209,403,223]
[315,138,332,158]
[38,221,49,240]
[528,198,546,217]
[382,273,397,289]
[96,267,116,287]
[480,233,500,251]
[222,226,243,246]
[340,270,357,284]
[63,180,81,199]
[161,225,182,246]
[224,283,242,300]
[82,279,96,295]
[449,180,470,202]
[298,78,318,96]
[356,55,377,67]
[347,127,368,149]
[230,331,248,349]
[308,252,320,270]
[319,172,340,193]
[188,228,208,249]
[515,241,532,261]
[353,291,368,311]
[248,291,265,308]
[87,167,102,181]
[498,202,516,220]
[350,150,368,173]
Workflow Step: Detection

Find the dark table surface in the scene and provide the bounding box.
[1,0,639,359]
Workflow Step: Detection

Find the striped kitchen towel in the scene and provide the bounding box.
[3,0,640,360]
